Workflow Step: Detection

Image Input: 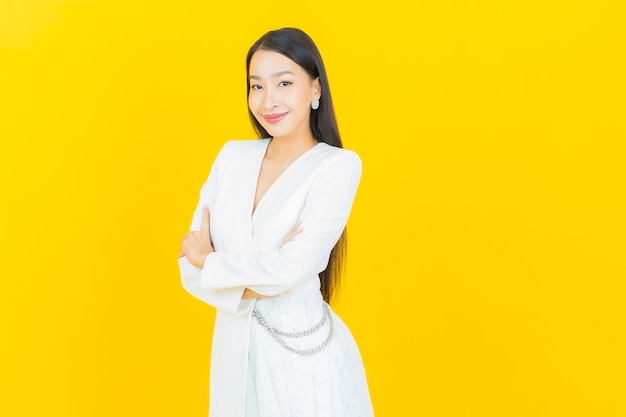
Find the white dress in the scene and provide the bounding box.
[179,139,374,417]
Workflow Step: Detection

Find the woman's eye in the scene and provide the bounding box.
[250,84,262,90]
[279,81,292,87]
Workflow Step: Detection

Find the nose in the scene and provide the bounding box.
[262,86,279,110]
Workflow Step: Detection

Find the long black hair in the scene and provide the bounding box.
[246,28,347,304]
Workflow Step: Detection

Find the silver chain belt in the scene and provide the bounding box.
[252,302,334,356]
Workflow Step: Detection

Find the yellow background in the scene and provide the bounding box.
[1,0,624,415]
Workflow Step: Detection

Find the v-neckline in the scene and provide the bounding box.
[251,139,322,220]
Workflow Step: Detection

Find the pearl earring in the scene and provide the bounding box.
[311,98,320,110]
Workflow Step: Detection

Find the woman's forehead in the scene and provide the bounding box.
[249,50,304,78]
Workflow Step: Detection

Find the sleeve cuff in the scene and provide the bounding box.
[179,256,254,316]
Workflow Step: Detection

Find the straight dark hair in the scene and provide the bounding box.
[246,28,347,304]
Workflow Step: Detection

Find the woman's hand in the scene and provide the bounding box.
[242,288,271,299]
[180,205,214,268]
[241,221,303,300]
[281,221,303,247]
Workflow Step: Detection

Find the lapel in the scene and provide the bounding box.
[251,141,324,225]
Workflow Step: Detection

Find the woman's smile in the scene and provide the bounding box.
[263,112,288,124]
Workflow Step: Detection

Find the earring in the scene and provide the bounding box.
[311,98,320,110]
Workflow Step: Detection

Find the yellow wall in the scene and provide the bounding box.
[1,1,624,415]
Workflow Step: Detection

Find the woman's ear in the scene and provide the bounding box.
[313,77,321,99]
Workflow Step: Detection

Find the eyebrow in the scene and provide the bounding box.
[249,70,294,80]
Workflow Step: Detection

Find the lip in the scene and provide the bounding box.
[263,112,288,124]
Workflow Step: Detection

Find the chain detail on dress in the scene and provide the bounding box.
[252,303,334,356]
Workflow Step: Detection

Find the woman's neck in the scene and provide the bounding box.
[266,135,318,161]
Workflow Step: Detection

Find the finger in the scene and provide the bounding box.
[179,247,185,257]
[200,205,210,236]
[282,223,304,247]
[287,226,303,240]
[286,229,303,243]
[290,221,303,238]
[180,232,191,242]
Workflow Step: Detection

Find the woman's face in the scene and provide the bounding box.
[248,50,320,141]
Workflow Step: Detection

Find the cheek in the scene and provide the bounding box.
[248,94,260,112]
[293,87,311,106]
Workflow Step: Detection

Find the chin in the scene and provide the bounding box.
[265,127,288,139]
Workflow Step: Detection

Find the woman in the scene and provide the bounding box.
[179,27,374,417]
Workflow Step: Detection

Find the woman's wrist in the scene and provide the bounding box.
[242,288,271,299]
[189,251,211,268]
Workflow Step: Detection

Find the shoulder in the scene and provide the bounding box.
[307,143,362,186]
[210,138,269,170]
[316,142,362,171]
[217,138,269,159]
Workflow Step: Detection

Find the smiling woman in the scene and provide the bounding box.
[248,51,321,144]
[179,28,374,417]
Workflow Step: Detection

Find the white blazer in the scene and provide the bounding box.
[179,138,362,417]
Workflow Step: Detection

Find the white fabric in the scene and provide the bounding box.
[179,139,374,417]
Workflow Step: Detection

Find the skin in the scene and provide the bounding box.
[180,49,320,299]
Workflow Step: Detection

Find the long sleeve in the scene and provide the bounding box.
[179,141,256,316]
[201,149,361,296]
[179,256,254,314]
